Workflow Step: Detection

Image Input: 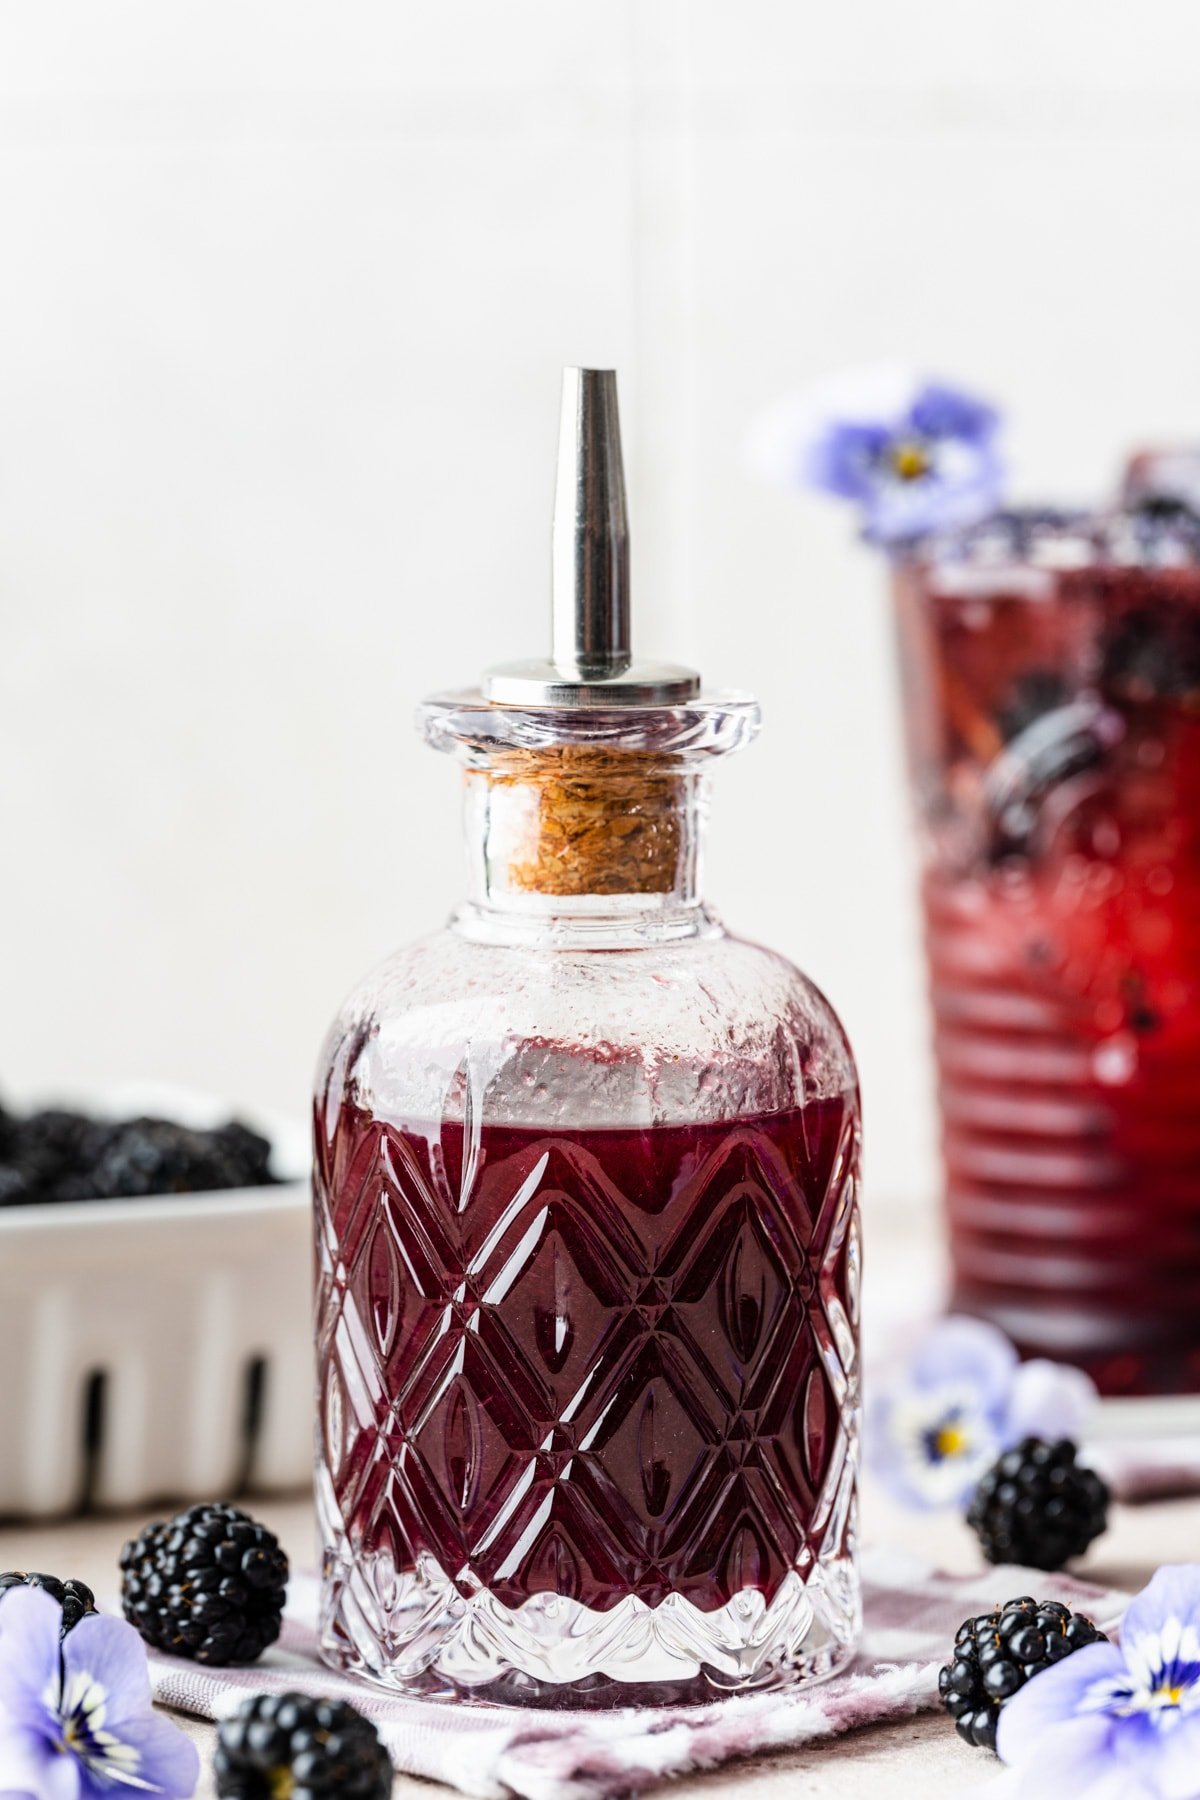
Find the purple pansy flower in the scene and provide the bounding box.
[995,1566,1200,1799]
[0,1586,198,1798]
[744,362,1004,544]
[868,1315,1097,1510]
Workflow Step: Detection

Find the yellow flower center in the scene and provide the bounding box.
[934,1421,970,1459]
[1153,1685,1184,1708]
[890,441,932,481]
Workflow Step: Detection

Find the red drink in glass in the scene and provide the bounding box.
[895,509,1200,1394]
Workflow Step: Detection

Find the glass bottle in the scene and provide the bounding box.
[313,369,862,1703]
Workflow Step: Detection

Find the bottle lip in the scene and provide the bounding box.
[418,688,762,764]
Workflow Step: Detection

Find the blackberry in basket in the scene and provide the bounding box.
[91,1118,273,1198]
[120,1502,288,1665]
[0,1101,279,1206]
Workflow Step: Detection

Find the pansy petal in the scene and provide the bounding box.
[996,1640,1127,1764]
[864,452,1005,544]
[743,362,919,491]
[908,382,998,442]
[62,1613,151,1725]
[1120,1564,1200,1649]
[1130,1709,1200,1799]
[0,1725,81,1800]
[1004,1359,1098,1446]
[1002,1714,1133,1800]
[909,1315,1017,1404]
[804,422,891,502]
[92,1712,200,1799]
[867,1343,1010,1512]
[0,1588,64,1714]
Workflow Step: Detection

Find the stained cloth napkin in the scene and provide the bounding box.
[146,1549,1128,1800]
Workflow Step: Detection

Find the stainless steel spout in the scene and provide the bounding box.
[484,367,700,708]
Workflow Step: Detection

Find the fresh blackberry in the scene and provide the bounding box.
[0,1107,278,1204]
[995,670,1072,743]
[214,1692,392,1800]
[1,1110,109,1204]
[967,1438,1110,1571]
[92,1119,220,1197]
[983,700,1112,863]
[212,1120,275,1188]
[0,1163,38,1206]
[1114,500,1200,565]
[932,506,1092,563]
[1130,493,1200,525]
[91,1116,278,1198]
[0,1571,97,1633]
[1101,598,1200,704]
[939,1595,1107,1750]
[16,1109,110,1171]
[120,1502,288,1664]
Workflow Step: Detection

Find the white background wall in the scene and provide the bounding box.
[4,1,1200,1214]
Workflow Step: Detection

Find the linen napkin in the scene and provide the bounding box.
[146,1549,1128,1800]
[1091,1435,1200,1504]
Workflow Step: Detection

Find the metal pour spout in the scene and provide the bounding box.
[483,367,699,709]
[552,368,630,681]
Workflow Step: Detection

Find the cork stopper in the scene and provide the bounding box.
[478,746,687,897]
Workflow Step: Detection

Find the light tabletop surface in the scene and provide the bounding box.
[3,1480,1197,1798]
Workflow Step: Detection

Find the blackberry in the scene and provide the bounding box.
[1130,493,1200,525]
[1101,598,1200,705]
[91,1118,273,1199]
[16,1109,110,1172]
[120,1502,288,1664]
[967,1438,1110,1571]
[213,1121,275,1188]
[0,1163,38,1206]
[995,670,1072,744]
[939,1596,1107,1750]
[931,506,1093,564]
[214,1692,392,1800]
[1,1109,110,1204]
[0,1107,278,1204]
[0,1571,97,1633]
[983,700,1112,863]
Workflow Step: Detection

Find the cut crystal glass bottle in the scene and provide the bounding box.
[314,370,862,1703]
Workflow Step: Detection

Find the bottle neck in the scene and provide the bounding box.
[453,749,717,948]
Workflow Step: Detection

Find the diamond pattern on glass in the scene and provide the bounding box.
[315,1097,860,1630]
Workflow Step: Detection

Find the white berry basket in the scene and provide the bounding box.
[0,1084,311,1519]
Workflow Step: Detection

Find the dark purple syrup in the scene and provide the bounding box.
[314,1098,858,1613]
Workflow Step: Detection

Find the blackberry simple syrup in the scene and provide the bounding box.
[313,371,862,1702]
[894,505,1200,1396]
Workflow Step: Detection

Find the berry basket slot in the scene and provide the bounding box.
[0,1095,310,1520]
